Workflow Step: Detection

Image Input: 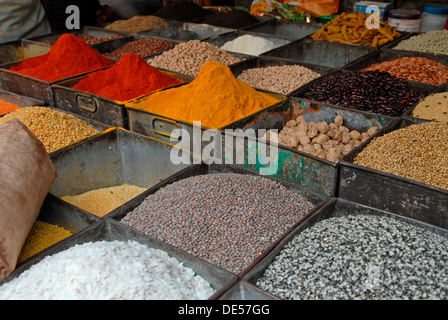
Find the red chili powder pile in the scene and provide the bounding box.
[9,33,113,82]
[72,53,182,101]
[0,98,20,115]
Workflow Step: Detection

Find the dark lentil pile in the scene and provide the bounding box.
[303,71,424,116]
[103,38,175,60]
[256,214,448,300]
[120,173,315,274]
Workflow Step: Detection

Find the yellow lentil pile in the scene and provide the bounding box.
[411,92,448,122]
[354,122,448,190]
[18,221,72,263]
[0,107,100,153]
[61,184,147,217]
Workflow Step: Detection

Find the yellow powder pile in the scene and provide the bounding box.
[124,61,283,129]
[61,184,147,217]
[18,221,72,263]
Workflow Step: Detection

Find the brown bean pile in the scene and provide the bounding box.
[237,65,321,95]
[42,34,123,46]
[104,38,175,60]
[354,121,448,190]
[148,40,241,76]
[120,173,315,274]
[264,115,378,162]
[105,15,168,33]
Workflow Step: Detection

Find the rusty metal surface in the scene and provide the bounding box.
[0,89,45,107]
[0,40,50,65]
[240,19,324,41]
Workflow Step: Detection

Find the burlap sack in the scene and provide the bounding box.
[0,118,57,281]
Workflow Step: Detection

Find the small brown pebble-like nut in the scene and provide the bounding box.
[286,119,297,127]
[342,144,354,155]
[329,123,338,131]
[307,126,318,139]
[326,129,336,138]
[327,147,341,162]
[316,121,329,134]
[339,125,349,133]
[313,143,322,151]
[297,145,303,151]
[334,115,343,126]
[322,141,333,151]
[350,130,362,140]
[333,131,342,142]
[303,144,315,154]
[295,115,306,124]
[298,122,308,132]
[299,135,311,146]
[341,132,351,144]
[315,150,326,159]
[353,140,361,147]
[367,126,378,136]
[286,136,299,148]
[307,121,316,129]
[315,133,329,144]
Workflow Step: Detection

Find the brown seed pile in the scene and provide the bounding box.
[264,115,378,162]
[104,38,175,60]
[18,221,72,263]
[105,15,168,33]
[62,184,147,217]
[148,40,241,77]
[120,173,315,274]
[411,92,448,122]
[0,107,100,153]
[354,121,448,190]
[237,65,321,95]
[42,34,123,46]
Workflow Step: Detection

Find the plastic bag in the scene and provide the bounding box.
[0,118,57,281]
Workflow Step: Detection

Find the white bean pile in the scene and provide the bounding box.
[0,240,215,300]
[237,65,321,95]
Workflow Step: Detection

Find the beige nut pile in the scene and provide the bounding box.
[272,115,378,162]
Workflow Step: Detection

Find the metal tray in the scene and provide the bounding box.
[92,34,183,61]
[48,127,196,220]
[112,162,329,278]
[2,218,238,300]
[223,97,396,197]
[240,19,324,41]
[343,48,448,87]
[26,26,129,45]
[402,83,448,121]
[0,39,50,66]
[292,69,436,117]
[0,89,45,108]
[229,55,336,96]
[140,22,236,41]
[205,30,292,57]
[51,68,193,128]
[125,86,287,150]
[261,37,376,69]
[339,117,448,230]
[242,197,448,300]
[218,280,281,300]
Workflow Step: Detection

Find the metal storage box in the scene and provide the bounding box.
[49,127,196,219]
[339,117,448,230]
[0,89,45,108]
[243,198,448,299]
[241,19,324,41]
[0,40,50,65]
[261,37,376,69]
[140,22,235,41]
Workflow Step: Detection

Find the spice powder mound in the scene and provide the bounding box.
[353,121,448,190]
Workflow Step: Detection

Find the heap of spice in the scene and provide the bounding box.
[354,121,448,190]
[0,107,100,153]
[124,61,282,129]
[42,34,123,45]
[312,11,401,47]
[9,33,112,82]
[61,184,147,218]
[0,98,20,115]
[105,15,168,33]
[411,92,448,122]
[72,53,182,101]
[103,38,175,60]
[393,30,448,56]
[18,221,72,263]
[362,57,448,86]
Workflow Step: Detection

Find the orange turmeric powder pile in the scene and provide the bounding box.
[124,61,283,129]
[0,98,20,115]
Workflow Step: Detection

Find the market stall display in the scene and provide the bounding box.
[392,29,448,55]
[410,91,448,122]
